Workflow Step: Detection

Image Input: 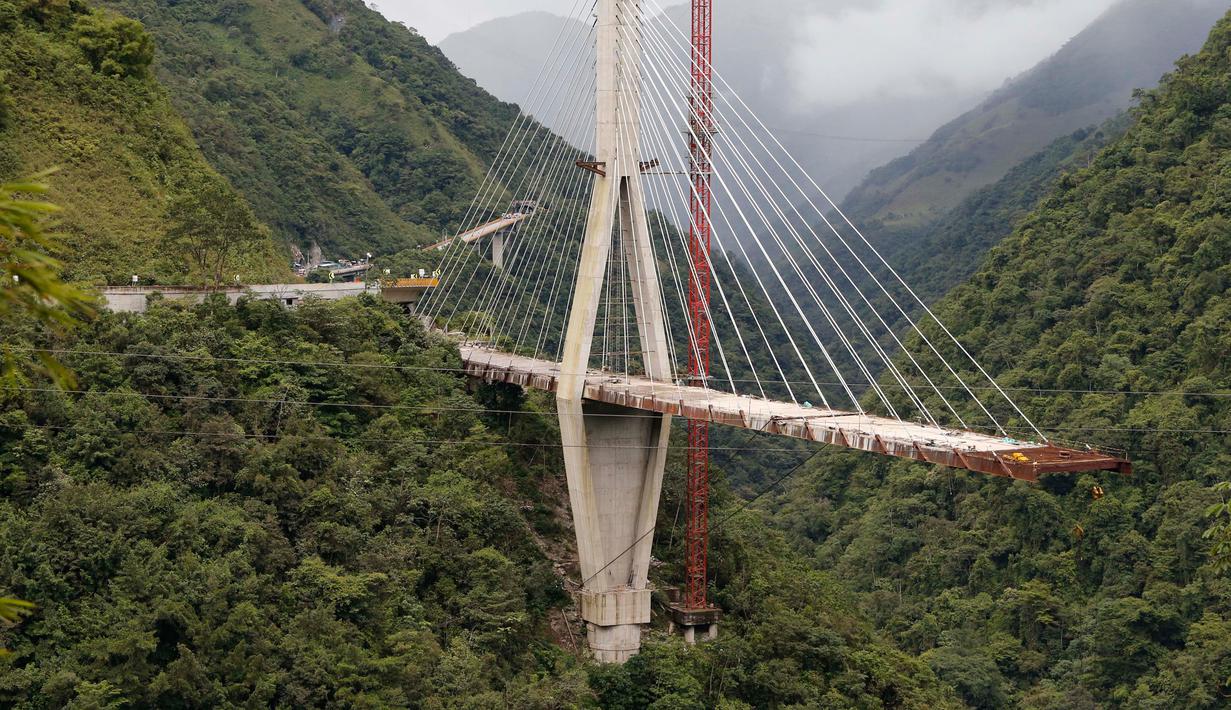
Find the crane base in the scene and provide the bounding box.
[667,603,721,644]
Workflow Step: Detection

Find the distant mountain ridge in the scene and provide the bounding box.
[878,117,1129,312]
[440,6,986,202]
[842,0,1231,230]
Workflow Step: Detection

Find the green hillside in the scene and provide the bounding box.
[765,10,1231,705]
[0,295,961,708]
[814,121,1123,355]
[93,0,524,259]
[878,118,1127,309]
[7,0,1231,704]
[842,0,1228,231]
[0,1,287,285]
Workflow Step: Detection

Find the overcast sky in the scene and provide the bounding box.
[379,0,1121,107]
[788,0,1120,107]
[381,0,578,42]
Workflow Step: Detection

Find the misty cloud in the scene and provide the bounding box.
[382,0,578,41]
[786,0,1119,108]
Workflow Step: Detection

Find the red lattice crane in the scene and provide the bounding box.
[683,0,716,620]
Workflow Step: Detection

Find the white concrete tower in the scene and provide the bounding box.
[557,0,673,663]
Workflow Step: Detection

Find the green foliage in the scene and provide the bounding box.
[10,0,1231,704]
[0,175,72,658]
[163,172,266,286]
[0,597,35,625]
[0,72,12,130]
[0,296,567,706]
[19,0,75,26]
[869,120,1125,314]
[759,9,1231,705]
[0,174,94,329]
[922,638,1009,709]
[0,4,287,284]
[0,173,95,387]
[91,0,525,258]
[0,1,18,29]
[1202,482,1231,575]
[72,12,153,78]
[0,292,965,707]
[0,597,34,655]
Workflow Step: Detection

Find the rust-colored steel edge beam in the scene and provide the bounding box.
[575,160,607,177]
[458,358,1131,478]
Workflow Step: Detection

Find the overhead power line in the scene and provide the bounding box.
[12,348,1231,399]
[8,386,1231,435]
[580,423,827,590]
[0,422,839,453]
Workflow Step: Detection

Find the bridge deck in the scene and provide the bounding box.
[426,213,531,251]
[459,346,1131,482]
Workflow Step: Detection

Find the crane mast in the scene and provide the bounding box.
[684,0,714,615]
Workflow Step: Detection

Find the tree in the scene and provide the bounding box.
[0,70,12,130]
[163,174,265,287]
[0,597,34,655]
[1,173,95,650]
[1,173,95,386]
[1203,482,1231,575]
[0,174,93,328]
[72,12,154,78]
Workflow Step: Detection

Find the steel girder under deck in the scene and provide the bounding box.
[458,346,1132,482]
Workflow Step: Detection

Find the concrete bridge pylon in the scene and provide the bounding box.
[557,0,673,664]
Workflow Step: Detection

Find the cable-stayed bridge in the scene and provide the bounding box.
[458,346,1132,480]
[420,0,1129,662]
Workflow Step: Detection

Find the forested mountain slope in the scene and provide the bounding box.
[765,10,1231,706]
[877,117,1127,310]
[439,12,593,149]
[0,296,960,707]
[92,0,524,259]
[842,0,1229,231]
[0,1,287,285]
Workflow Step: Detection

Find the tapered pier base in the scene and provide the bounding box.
[580,588,652,663]
[560,401,669,662]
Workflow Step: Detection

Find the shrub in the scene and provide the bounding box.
[0,0,18,29]
[72,12,153,79]
[0,72,11,130]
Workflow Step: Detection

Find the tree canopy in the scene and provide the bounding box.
[756,10,1231,706]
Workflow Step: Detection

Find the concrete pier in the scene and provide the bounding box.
[556,0,671,662]
[492,231,505,270]
[560,401,669,662]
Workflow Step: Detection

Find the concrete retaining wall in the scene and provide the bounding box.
[101,283,376,314]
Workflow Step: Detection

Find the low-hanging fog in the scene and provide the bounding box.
[392,0,1192,197]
